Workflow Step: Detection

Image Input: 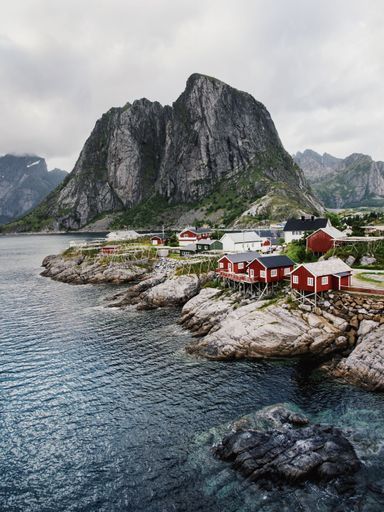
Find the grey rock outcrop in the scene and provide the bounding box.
[17,74,321,231]
[215,404,361,485]
[330,324,384,391]
[0,154,67,224]
[183,289,348,360]
[41,253,148,284]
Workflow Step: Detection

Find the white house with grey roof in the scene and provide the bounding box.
[220,231,268,253]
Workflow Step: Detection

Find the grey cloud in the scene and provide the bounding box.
[0,0,383,171]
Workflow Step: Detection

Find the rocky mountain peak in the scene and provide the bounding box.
[0,154,67,225]
[295,148,384,208]
[11,75,322,231]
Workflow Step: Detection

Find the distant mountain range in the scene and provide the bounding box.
[7,74,322,232]
[294,149,384,208]
[0,155,67,224]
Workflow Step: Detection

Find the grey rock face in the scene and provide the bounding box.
[26,74,321,230]
[333,324,384,391]
[0,154,67,224]
[294,149,384,208]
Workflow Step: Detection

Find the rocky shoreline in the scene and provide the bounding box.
[41,252,384,391]
[41,253,150,284]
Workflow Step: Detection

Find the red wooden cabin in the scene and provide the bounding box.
[246,255,294,282]
[217,251,259,274]
[306,226,344,254]
[290,258,352,293]
[151,235,167,246]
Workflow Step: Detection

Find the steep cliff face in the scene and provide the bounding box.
[0,155,67,224]
[294,149,384,208]
[13,74,322,231]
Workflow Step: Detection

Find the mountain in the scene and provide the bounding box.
[294,149,384,208]
[0,155,67,224]
[9,74,322,232]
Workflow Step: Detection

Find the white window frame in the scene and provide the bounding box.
[271,269,278,277]
[260,270,266,278]
[307,277,314,286]
[292,275,299,284]
[238,262,244,270]
[284,267,290,275]
[321,276,328,285]
[219,262,224,269]
[249,269,254,278]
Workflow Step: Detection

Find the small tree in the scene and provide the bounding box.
[168,233,179,247]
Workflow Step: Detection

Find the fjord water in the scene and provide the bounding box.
[1,235,383,512]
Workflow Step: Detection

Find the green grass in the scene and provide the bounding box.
[282,240,316,264]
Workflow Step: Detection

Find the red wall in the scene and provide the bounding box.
[291,266,317,292]
[291,266,351,291]
[307,231,334,254]
[247,260,293,282]
[179,230,211,240]
[179,230,197,239]
[218,257,249,273]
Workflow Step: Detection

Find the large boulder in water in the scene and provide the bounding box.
[214,405,361,485]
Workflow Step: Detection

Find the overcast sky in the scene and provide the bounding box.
[1,0,383,171]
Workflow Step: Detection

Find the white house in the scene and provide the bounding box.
[220,231,268,253]
[283,217,330,243]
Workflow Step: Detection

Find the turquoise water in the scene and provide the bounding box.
[0,235,383,511]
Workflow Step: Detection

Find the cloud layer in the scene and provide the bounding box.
[0,0,383,171]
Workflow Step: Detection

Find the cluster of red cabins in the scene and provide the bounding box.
[217,251,352,294]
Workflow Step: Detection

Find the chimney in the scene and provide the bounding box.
[301,215,305,221]
[311,215,315,221]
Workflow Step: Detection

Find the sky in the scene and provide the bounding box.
[0,0,383,171]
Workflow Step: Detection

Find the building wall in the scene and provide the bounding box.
[291,266,348,292]
[284,231,304,243]
[218,257,249,273]
[307,231,334,254]
[291,266,317,292]
[220,234,262,252]
[247,260,293,282]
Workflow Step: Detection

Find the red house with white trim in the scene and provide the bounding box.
[217,251,259,274]
[178,227,213,246]
[306,226,345,255]
[290,258,352,293]
[246,255,294,283]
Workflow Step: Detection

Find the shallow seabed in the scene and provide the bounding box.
[0,235,383,511]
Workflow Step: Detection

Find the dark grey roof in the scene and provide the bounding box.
[196,239,221,246]
[255,230,283,244]
[181,243,197,252]
[220,251,260,263]
[283,218,328,232]
[252,255,294,268]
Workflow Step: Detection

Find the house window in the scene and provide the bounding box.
[238,263,244,270]
[271,269,277,277]
[307,277,314,286]
[219,262,224,268]
[260,270,266,278]
[321,276,328,285]
[284,267,290,275]
[292,275,299,284]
